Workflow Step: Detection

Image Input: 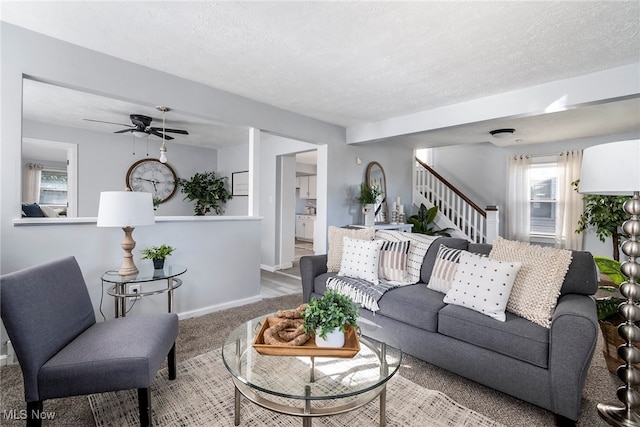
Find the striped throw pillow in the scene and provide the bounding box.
[378,240,411,284]
[427,244,484,293]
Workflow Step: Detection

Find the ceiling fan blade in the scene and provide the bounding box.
[114,129,134,134]
[149,129,174,140]
[84,118,133,127]
[150,127,189,135]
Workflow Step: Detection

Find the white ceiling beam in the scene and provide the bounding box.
[346,64,640,145]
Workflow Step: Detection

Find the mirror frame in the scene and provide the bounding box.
[365,161,389,224]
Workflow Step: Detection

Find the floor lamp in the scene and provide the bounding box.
[580,139,640,426]
[97,191,155,276]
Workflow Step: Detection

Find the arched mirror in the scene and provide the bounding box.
[365,161,388,224]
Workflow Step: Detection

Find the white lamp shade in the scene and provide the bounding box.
[97,191,155,227]
[579,139,640,195]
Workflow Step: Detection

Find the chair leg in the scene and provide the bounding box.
[168,343,176,380]
[26,401,43,427]
[138,388,151,427]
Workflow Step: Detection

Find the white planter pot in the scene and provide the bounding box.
[315,328,345,348]
[363,204,375,226]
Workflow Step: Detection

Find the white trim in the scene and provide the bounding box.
[176,295,262,320]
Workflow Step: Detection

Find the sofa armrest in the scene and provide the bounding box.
[548,294,598,420]
[300,255,327,302]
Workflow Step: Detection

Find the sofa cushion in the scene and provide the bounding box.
[338,236,384,284]
[443,253,522,322]
[376,284,446,332]
[421,237,469,283]
[326,226,376,272]
[489,237,573,328]
[438,304,550,368]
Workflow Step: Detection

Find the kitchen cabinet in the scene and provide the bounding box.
[295,215,315,241]
[297,175,317,199]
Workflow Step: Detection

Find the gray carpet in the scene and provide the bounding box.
[0,293,618,426]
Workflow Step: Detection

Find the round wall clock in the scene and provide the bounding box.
[125,159,178,203]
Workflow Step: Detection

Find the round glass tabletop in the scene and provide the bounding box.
[222,313,402,401]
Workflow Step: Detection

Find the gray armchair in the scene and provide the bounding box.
[0,256,179,426]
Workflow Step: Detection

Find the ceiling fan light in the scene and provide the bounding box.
[490,128,516,139]
[132,130,147,138]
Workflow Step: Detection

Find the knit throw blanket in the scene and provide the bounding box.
[326,276,399,313]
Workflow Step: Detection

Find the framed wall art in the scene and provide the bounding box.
[232,171,249,196]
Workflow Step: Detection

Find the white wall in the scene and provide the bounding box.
[217,142,251,216]
[0,23,344,356]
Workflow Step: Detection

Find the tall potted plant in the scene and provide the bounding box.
[357,182,380,226]
[303,290,359,348]
[178,171,232,216]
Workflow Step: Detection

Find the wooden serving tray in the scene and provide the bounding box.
[252,317,360,358]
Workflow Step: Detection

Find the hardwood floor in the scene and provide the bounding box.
[260,239,313,298]
[260,269,302,298]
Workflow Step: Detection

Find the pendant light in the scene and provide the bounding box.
[157,106,170,163]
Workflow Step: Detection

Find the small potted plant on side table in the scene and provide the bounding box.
[140,244,175,270]
[303,290,359,348]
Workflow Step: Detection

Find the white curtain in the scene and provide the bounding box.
[22,163,43,203]
[506,155,532,242]
[556,150,583,250]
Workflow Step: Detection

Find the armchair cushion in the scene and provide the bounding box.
[39,314,178,400]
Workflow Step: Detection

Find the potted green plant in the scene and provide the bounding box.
[573,180,630,261]
[357,182,380,226]
[407,203,453,236]
[178,171,232,216]
[303,290,359,348]
[140,244,175,269]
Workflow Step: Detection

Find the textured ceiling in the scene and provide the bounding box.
[3,1,640,149]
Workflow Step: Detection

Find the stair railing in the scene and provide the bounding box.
[413,158,498,243]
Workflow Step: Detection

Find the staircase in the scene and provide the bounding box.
[413,158,499,244]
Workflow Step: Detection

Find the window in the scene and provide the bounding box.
[529,162,557,237]
[507,150,583,250]
[39,168,68,207]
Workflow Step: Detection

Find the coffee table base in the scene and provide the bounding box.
[232,377,388,426]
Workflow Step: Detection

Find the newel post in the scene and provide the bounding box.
[485,205,499,244]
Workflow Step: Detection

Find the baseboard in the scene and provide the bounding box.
[176,295,262,320]
[261,263,294,272]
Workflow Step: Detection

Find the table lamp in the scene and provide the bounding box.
[97,191,155,276]
[580,139,640,426]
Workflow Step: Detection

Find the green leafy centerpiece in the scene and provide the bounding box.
[140,244,175,270]
[303,290,359,348]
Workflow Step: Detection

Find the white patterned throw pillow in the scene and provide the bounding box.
[326,226,376,272]
[338,236,384,284]
[443,252,522,322]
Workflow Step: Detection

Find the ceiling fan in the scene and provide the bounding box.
[84,112,188,140]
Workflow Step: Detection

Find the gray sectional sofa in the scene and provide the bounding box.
[300,236,599,424]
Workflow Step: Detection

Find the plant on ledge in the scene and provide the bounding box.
[407,203,453,236]
[178,171,232,216]
[302,290,359,339]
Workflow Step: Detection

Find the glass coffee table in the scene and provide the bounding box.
[222,314,402,427]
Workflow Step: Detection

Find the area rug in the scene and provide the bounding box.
[88,349,504,427]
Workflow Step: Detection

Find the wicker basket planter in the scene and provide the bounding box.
[599,313,640,373]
